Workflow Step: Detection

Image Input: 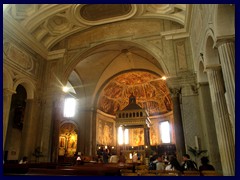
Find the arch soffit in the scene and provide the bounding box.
[59,120,79,132]
[202,28,220,67]
[65,70,86,98]
[13,77,35,99]
[63,40,169,84]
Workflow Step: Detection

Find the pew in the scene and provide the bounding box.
[3,163,29,174]
[200,170,222,176]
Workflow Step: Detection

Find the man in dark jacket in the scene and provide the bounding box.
[149,151,158,170]
[181,154,198,171]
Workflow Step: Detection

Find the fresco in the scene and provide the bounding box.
[98,71,172,116]
[97,119,114,145]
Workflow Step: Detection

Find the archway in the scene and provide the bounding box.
[95,70,176,161]
[4,85,27,163]
[58,122,78,164]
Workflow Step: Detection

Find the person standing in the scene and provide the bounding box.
[132,152,138,172]
[102,149,109,163]
[149,151,158,170]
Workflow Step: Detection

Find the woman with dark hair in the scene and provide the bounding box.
[165,155,182,171]
[199,156,215,171]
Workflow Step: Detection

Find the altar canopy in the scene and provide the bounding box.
[116,94,151,148]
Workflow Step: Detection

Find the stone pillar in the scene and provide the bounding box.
[216,40,235,140]
[144,126,150,147]
[198,82,222,172]
[3,88,15,149]
[169,87,185,160]
[51,97,64,162]
[122,126,126,150]
[20,99,36,159]
[206,65,235,176]
[116,125,120,156]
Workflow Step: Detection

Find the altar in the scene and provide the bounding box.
[115,94,151,164]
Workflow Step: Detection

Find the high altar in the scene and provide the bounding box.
[115,94,151,163]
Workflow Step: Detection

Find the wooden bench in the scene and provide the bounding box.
[3,164,29,174]
[182,171,200,176]
[200,170,222,176]
[28,162,58,169]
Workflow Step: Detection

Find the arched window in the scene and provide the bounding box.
[118,126,129,145]
[63,98,76,118]
[159,121,171,143]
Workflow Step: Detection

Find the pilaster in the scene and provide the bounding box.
[19,99,36,160]
[3,88,16,149]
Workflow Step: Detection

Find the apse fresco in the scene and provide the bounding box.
[98,71,173,116]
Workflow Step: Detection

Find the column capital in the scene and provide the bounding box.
[205,64,222,71]
[214,36,235,48]
[3,88,16,96]
[47,49,66,61]
[169,87,182,98]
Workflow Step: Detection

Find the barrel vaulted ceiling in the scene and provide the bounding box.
[3,4,189,116]
[3,4,189,58]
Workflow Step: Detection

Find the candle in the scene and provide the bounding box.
[195,136,199,150]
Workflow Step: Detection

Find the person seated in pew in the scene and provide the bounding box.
[19,156,28,164]
[118,152,126,164]
[109,154,119,163]
[199,156,215,171]
[165,155,182,172]
[153,155,165,170]
[181,154,198,171]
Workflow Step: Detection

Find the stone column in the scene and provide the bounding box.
[51,97,64,162]
[206,65,235,176]
[3,88,15,149]
[144,125,150,147]
[19,99,41,160]
[122,126,126,150]
[216,40,235,140]
[169,87,185,160]
[81,107,95,156]
[116,124,120,156]
[198,82,222,172]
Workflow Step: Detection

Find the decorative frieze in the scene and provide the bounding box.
[3,41,40,78]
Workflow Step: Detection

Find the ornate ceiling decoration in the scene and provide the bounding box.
[80,4,133,21]
[3,4,188,58]
[97,71,173,116]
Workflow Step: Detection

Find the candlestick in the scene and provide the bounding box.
[195,136,199,150]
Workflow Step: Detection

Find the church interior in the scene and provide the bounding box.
[3,4,235,176]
